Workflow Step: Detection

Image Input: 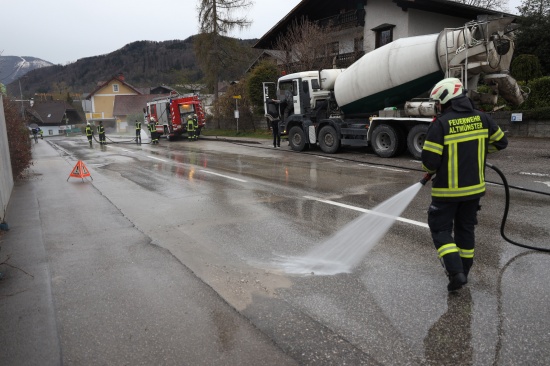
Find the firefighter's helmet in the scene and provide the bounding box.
[430,78,464,105]
[150,117,155,123]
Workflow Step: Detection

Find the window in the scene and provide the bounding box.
[327,41,339,56]
[113,84,119,92]
[372,24,395,49]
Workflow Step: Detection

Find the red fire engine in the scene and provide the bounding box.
[145,92,206,141]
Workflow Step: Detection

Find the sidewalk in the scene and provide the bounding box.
[0,175,61,365]
[0,139,295,365]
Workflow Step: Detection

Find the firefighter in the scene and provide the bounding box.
[421,78,508,292]
[85,123,93,147]
[38,127,43,139]
[187,115,195,141]
[135,120,142,144]
[192,114,199,140]
[148,117,158,144]
[266,98,282,148]
[97,120,106,145]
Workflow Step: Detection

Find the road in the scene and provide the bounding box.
[33,134,550,364]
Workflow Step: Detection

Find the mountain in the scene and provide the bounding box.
[0,56,54,86]
[4,36,261,98]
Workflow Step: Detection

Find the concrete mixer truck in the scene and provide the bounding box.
[263,16,525,159]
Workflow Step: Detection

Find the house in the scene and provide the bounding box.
[254,0,512,68]
[85,73,142,129]
[25,100,84,136]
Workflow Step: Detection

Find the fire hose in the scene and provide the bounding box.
[420,165,550,253]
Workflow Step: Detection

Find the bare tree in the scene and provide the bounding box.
[273,17,342,74]
[450,0,508,11]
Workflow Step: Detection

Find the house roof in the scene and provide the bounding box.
[113,94,170,116]
[86,74,142,99]
[25,100,82,125]
[253,0,512,49]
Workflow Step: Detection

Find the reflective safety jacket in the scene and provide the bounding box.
[135,121,141,130]
[148,123,156,133]
[187,117,195,131]
[97,125,105,135]
[421,95,508,201]
[85,126,93,136]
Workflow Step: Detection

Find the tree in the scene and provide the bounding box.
[195,0,254,128]
[512,54,543,82]
[246,60,279,115]
[273,17,343,74]
[515,0,550,75]
[214,80,256,131]
[449,0,508,10]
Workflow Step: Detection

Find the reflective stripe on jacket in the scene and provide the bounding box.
[421,95,507,201]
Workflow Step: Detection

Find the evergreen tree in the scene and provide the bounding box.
[195,0,254,128]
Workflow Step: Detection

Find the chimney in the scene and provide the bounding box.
[117,72,125,81]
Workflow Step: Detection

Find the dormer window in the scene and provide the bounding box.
[113,84,119,92]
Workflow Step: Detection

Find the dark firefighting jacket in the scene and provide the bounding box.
[421,95,508,201]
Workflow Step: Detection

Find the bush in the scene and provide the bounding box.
[246,60,279,115]
[2,97,32,178]
[521,76,550,110]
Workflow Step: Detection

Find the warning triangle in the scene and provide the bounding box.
[67,160,93,181]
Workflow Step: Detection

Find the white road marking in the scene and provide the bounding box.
[316,156,343,162]
[520,172,550,177]
[200,170,248,183]
[304,195,429,228]
[534,181,550,188]
[358,164,409,173]
[147,156,168,162]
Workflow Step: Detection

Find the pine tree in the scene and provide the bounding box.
[195,0,253,128]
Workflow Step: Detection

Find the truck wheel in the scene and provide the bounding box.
[288,126,307,151]
[407,124,429,160]
[371,124,403,158]
[318,126,340,154]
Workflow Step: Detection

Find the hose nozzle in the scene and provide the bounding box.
[420,173,433,186]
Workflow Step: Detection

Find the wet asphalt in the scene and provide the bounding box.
[1,133,549,365]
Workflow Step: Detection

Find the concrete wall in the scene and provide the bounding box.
[492,112,550,138]
[0,95,15,221]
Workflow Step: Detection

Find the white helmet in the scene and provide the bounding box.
[430,78,464,105]
[150,117,155,122]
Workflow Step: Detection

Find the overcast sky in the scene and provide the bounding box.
[1,0,522,65]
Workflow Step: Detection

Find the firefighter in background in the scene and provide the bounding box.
[187,114,195,141]
[85,123,93,147]
[149,117,158,144]
[192,114,199,140]
[97,120,106,145]
[135,120,142,144]
[38,127,43,139]
[421,78,508,292]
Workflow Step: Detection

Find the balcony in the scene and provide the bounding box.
[316,9,366,30]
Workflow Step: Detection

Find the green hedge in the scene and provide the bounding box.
[521,76,550,110]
